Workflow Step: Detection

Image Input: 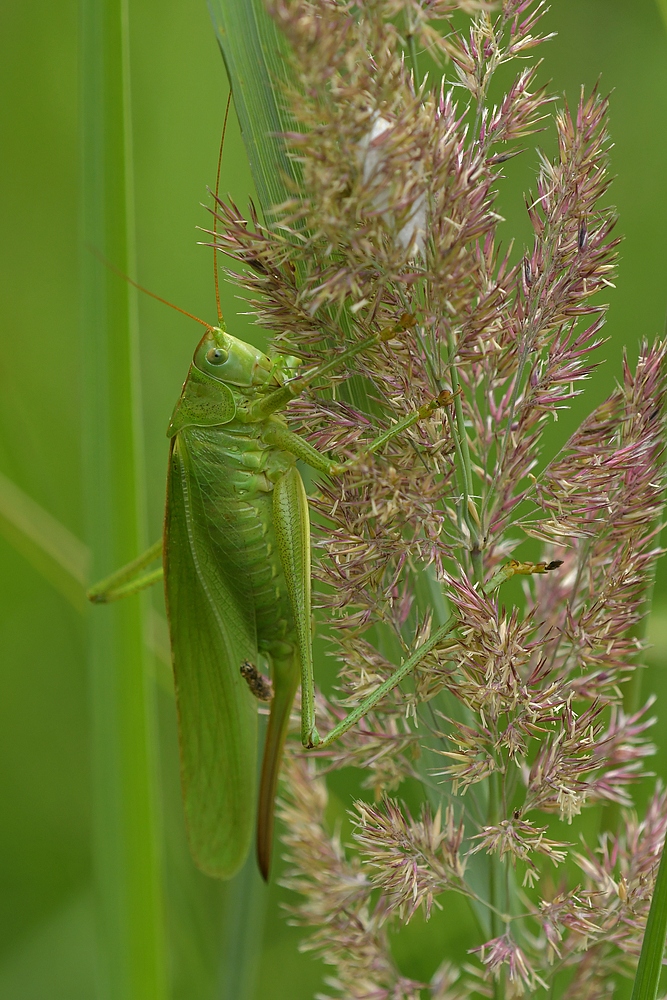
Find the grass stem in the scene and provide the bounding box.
[80,0,167,996]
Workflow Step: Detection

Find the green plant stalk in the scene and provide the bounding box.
[631,842,667,1000]
[487,769,504,1000]
[624,548,661,717]
[218,787,269,999]
[445,330,479,572]
[80,1,166,997]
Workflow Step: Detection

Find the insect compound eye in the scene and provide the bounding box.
[206,346,228,366]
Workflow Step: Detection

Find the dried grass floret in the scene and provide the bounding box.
[353,799,466,920]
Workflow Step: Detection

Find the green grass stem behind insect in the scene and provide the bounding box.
[632,839,667,1000]
[80,0,167,997]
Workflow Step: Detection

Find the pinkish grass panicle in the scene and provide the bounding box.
[212,1,666,995]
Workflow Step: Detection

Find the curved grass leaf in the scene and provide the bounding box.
[208,0,299,221]
[0,470,89,611]
[631,842,667,1000]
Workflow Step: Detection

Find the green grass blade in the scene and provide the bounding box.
[80,1,167,997]
[208,0,299,220]
[219,853,268,1000]
[0,467,173,688]
[208,0,371,422]
[0,470,89,611]
[655,0,667,35]
[631,842,667,1000]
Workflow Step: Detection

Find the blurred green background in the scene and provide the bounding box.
[1,1,667,997]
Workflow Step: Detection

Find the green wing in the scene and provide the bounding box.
[164,433,259,879]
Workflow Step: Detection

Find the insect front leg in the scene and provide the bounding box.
[266,420,561,755]
[262,420,345,478]
[262,388,456,479]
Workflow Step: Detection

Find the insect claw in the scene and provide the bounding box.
[378,312,418,343]
[436,386,462,407]
[304,728,321,749]
[87,589,108,604]
[415,387,459,419]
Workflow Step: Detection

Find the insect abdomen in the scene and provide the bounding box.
[182,423,297,645]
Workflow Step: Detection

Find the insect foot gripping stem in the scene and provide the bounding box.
[378,311,417,342]
[342,385,458,468]
[303,727,321,750]
[416,387,461,420]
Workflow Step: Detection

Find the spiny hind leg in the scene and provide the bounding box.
[271,467,319,748]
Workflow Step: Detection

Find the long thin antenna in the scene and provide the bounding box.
[88,245,215,332]
[213,90,233,327]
